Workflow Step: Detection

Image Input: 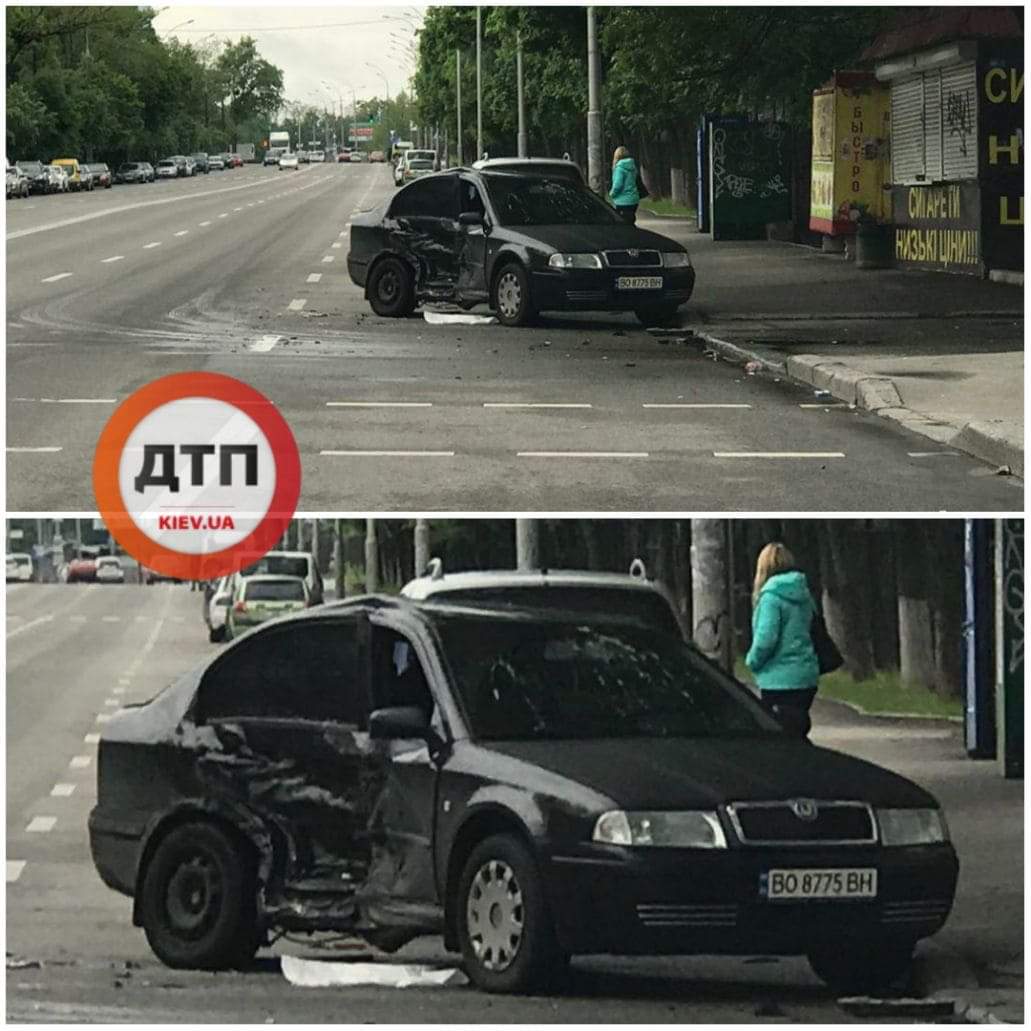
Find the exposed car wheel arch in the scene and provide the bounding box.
[442,806,538,952]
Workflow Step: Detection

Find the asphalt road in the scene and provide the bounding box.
[5,581,970,1022]
[6,162,1020,512]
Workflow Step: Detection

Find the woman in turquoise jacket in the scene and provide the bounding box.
[745,542,820,737]
[609,146,640,224]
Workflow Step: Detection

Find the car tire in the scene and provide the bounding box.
[807,939,915,996]
[208,625,225,643]
[457,833,565,994]
[139,822,259,971]
[367,257,416,318]
[491,263,535,327]
[634,303,681,327]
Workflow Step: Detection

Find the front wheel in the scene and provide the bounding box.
[634,303,681,327]
[808,939,915,996]
[491,263,535,327]
[139,822,259,970]
[367,257,416,318]
[457,834,565,994]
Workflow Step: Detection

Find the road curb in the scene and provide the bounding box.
[676,329,1024,476]
[817,694,963,724]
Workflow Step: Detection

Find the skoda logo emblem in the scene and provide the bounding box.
[790,799,818,821]
[627,248,639,258]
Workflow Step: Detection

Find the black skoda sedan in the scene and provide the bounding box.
[347,169,695,326]
[89,599,957,994]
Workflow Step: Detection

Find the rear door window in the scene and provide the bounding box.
[390,175,458,220]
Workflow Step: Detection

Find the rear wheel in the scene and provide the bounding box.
[807,939,915,995]
[367,257,416,318]
[139,822,260,970]
[634,303,681,327]
[491,263,535,327]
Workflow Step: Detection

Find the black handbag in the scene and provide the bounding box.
[810,610,843,675]
[636,171,649,199]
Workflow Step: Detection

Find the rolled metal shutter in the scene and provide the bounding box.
[923,71,943,182]
[941,61,978,179]
[891,77,924,183]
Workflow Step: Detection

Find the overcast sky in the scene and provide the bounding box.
[150,4,427,113]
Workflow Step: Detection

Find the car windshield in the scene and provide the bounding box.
[245,580,305,602]
[484,174,620,226]
[119,163,138,171]
[17,162,42,173]
[436,614,782,741]
[158,161,174,167]
[13,556,31,567]
[241,555,309,578]
[97,558,120,568]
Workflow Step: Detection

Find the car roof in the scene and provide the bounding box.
[241,573,306,586]
[400,568,666,600]
[473,157,581,171]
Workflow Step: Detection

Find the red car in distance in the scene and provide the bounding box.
[66,557,97,583]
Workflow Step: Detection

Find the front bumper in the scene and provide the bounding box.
[530,265,695,312]
[544,843,958,956]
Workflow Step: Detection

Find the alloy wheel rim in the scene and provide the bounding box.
[466,859,524,972]
[496,272,521,319]
[165,853,221,938]
[379,269,400,304]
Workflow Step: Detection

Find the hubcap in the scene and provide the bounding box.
[165,854,221,938]
[378,269,400,304]
[496,272,522,319]
[466,859,524,972]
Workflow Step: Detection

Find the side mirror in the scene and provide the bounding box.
[458,211,484,226]
[369,705,430,740]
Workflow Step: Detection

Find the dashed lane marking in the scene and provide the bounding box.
[7,861,26,883]
[199,220,212,226]
[798,402,849,409]
[26,817,56,833]
[714,451,846,459]
[234,206,243,211]
[143,241,162,249]
[84,734,100,745]
[307,273,322,283]
[326,401,432,408]
[485,403,592,409]
[321,255,335,263]
[104,698,120,707]
[7,613,55,638]
[69,615,87,623]
[174,230,189,237]
[642,403,752,409]
[249,335,282,352]
[288,298,307,311]
[7,447,62,453]
[69,756,92,769]
[218,212,228,218]
[41,272,73,283]
[518,451,649,458]
[320,449,456,457]
[908,451,962,458]
[50,784,76,797]
[95,713,112,724]
[331,242,342,248]
[100,255,125,264]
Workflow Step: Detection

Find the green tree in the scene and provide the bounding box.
[215,36,284,147]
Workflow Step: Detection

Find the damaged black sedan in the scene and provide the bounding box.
[90,599,957,994]
[347,169,695,326]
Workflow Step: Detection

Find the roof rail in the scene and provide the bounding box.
[425,557,444,580]
[629,558,648,580]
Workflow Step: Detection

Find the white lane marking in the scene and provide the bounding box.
[642,403,752,409]
[306,273,322,283]
[485,403,592,409]
[101,615,121,622]
[143,241,162,249]
[218,212,229,218]
[320,449,456,457]
[113,686,126,695]
[50,784,76,797]
[249,335,282,353]
[234,206,243,211]
[326,401,432,408]
[908,451,962,458]
[288,298,307,311]
[798,402,848,409]
[84,734,100,745]
[518,451,649,458]
[7,861,26,883]
[95,713,113,724]
[173,230,189,237]
[7,613,54,638]
[7,447,62,453]
[41,397,117,404]
[117,677,131,685]
[340,229,348,235]
[321,255,335,263]
[41,272,73,283]
[331,242,342,249]
[714,451,846,459]
[199,220,212,226]
[100,255,125,264]
[26,817,56,833]
[69,756,92,769]
[257,200,265,205]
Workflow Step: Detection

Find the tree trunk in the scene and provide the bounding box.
[896,524,935,689]
[670,166,686,206]
[414,519,430,577]
[515,519,540,570]
[818,523,875,681]
[869,526,900,672]
[364,519,379,593]
[929,523,965,698]
[691,519,731,671]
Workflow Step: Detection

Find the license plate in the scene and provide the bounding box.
[616,276,663,290]
[762,868,877,900]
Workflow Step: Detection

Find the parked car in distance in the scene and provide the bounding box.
[155,159,179,180]
[349,168,695,326]
[190,152,210,174]
[66,557,97,583]
[225,574,309,639]
[239,550,324,605]
[397,149,437,185]
[163,155,190,177]
[297,150,309,164]
[349,150,368,163]
[263,148,283,167]
[89,598,959,995]
[278,152,299,170]
[53,158,92,190]
[6,165,29,198]
[226,153,244,168]
[16,160,48,194]
[203,575,235,642]
[95,556,125,583]
[309,150,325,163]
[45,164,70,192]
[86,162,113,188]
[115,161,150,184]
[337,148,352,163]
[207,154,225,171]
[6,553,33,582]
[369,150,386,163]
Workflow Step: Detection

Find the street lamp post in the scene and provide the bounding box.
[456,49,463,166]
[586,7,603,194]
[516,31,527,158]
[476,7,483,160]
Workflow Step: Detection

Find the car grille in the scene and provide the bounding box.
[604,249,661,268]
[726,801,876,845]
[565,290,608,302]
[636,903,738,928]
[881,900,951,925]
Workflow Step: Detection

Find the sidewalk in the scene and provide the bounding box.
[811,697,1024,1022]
[638,218,1025,477]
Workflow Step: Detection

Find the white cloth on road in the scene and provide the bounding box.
[423,311,496,326]
[280,954,468,988]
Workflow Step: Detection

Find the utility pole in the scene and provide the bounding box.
[365,518,379,593]
[414,519,431,576]
[516,31,527,158]
[690,520,732,672]
[335,519,346,600]
[586,6,603,195]
[516,519,540,570]
[476,6,483,159]
[456,49,463,165]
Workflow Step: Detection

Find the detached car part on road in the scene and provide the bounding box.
[90,598,957,995]
[348,168,695,326]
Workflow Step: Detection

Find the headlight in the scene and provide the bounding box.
[548,253,603,270]
[877,808,948,846]
[662,251,691,267]
[592,810,727,849]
